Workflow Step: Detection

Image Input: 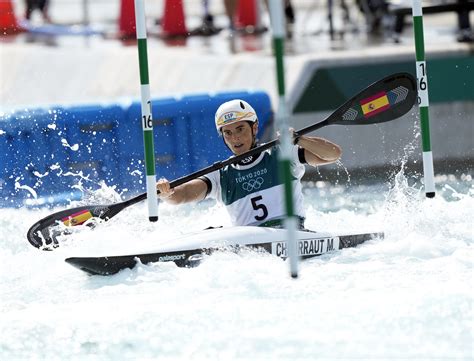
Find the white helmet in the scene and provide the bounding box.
[215,99,258,133]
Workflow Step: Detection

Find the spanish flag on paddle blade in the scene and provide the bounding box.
[360,91,390,118]
[62,209,93,226]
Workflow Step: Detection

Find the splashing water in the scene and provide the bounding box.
[0,171,472,360]
[61,138,80,151]
[69,179,123,206]
[14,179,38,199]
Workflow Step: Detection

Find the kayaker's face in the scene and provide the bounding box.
[221,121,257,155]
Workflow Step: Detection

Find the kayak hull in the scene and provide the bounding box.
[65,227,383,276]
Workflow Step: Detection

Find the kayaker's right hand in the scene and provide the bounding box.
[156,178,175,198]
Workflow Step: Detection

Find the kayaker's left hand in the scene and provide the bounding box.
[156,178,175,198]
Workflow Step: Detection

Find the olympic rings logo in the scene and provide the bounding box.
[242,177,264,192]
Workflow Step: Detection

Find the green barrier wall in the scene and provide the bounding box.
[293,55,474,113]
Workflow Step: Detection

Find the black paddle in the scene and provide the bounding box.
[27,72,417,249]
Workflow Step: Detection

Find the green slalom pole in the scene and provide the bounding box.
[412,0,435,198]
[135,0,158,221]
[269,0,299,278]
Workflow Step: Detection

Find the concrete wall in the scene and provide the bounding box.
[0,41,305,112]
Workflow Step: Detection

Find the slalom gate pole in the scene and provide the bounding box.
[411,0,435,198]
[269,0,299,278]
[134,0,159,221]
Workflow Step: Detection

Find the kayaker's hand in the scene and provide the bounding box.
[156,178,175,198]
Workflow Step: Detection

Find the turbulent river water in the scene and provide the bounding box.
[1,170,472,360]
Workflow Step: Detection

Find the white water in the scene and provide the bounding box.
[1,172,472,360]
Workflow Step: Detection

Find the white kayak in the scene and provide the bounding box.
[65,226,384,276]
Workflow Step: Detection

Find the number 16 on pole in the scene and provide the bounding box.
[412,0,435,198]
[135,0,158,221]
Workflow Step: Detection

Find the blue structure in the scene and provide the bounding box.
[0,91,273,207]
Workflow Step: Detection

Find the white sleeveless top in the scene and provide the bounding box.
[203,145,306,226]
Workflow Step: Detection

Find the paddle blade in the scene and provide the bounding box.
[27,203,125,250]
[330,72,417,126]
